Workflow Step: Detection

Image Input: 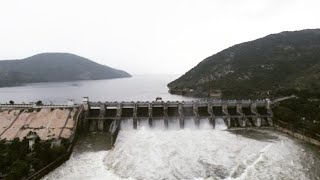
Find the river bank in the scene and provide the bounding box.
[274,120,320,146]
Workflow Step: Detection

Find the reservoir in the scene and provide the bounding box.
[0,74,195,104]
[0,75,319,180]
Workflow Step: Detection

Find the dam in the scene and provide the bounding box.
[0,97,273,148]
[82,97,273,133]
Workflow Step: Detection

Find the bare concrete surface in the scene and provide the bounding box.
[0,110,20,135]
[1,110,33,140]
[60,109,77,139]
[0,108,78,141]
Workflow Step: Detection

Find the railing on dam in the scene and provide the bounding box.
[82,98,273,131]
[0,103,80,109]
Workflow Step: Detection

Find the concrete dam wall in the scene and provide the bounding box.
[82,98,273,133]
[0,98,274,142]
[0,104,80,141]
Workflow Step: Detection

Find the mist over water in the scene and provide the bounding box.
[44,118,320,180]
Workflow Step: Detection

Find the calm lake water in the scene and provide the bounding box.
[0,74,195,104]
[1,75,319,180]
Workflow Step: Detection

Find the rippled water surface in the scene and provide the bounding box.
[44,119,320,180]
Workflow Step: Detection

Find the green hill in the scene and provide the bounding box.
[0,53,131,87]
[168,29,320,99]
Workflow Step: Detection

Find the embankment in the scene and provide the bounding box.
[274,120,320,146]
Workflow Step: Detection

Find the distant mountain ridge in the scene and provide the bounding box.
[0,53,131,87]
[168,29,320,99]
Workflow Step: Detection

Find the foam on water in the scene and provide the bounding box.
[44,118,319,180]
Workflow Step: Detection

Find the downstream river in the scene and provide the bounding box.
[0,75,319,180]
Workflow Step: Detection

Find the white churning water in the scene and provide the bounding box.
[44,118,320,180]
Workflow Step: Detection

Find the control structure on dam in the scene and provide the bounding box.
[82,97,273,134]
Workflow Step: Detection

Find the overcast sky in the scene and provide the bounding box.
[0,0,319,75]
